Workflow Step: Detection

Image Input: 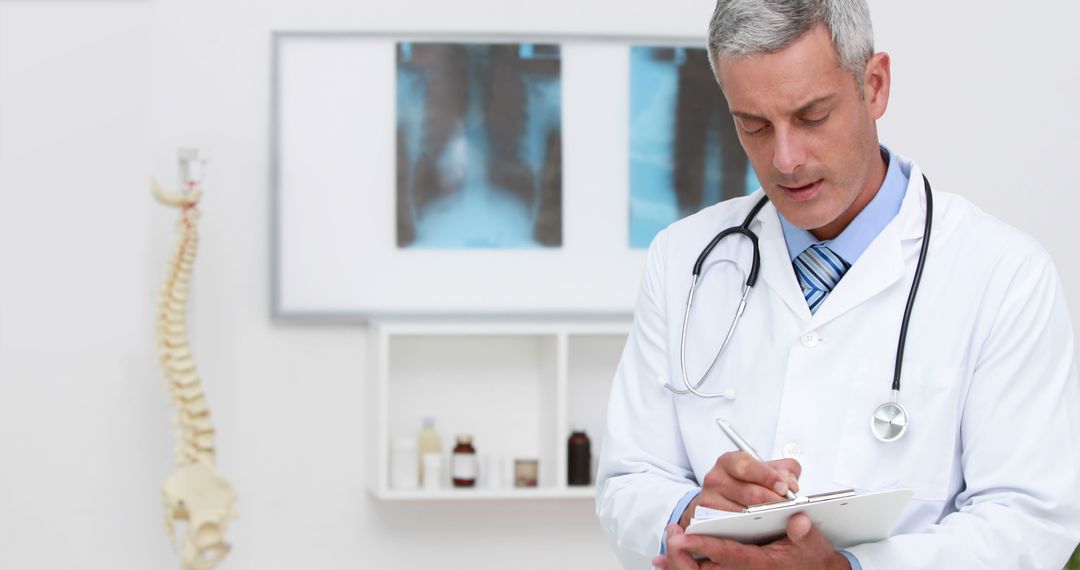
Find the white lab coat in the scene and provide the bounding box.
[596,154,1080,570]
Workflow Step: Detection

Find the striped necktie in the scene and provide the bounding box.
[793,244,851,314]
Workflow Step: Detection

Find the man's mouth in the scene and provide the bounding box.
[778,179,823,202]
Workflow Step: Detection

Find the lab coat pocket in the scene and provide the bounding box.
[833,358,963,501]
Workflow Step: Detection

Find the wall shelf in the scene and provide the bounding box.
[367,319,630,501]
[371,487,598,501]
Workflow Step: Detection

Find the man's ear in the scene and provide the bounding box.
[864,52,891,119]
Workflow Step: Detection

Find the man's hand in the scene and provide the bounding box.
[652,513,851,570]
[678,451,802,528]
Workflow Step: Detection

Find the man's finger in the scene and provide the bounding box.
[665,524,703,570]
[705,454,790,507]
[677,534,754,565]
[779,471,800,494]
[767,458,803,480]
[786,513,813,542]
[767,458,803,493]
[720,452,792,496]
[694,491,744,513]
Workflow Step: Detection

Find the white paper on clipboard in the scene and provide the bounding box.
[686,488,912,549]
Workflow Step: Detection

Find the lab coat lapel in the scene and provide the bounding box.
[754,203,813,320]
[809,222,905,327]
[809,162,928,328]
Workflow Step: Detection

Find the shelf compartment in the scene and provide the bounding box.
[564,332,628,487]
[370,320,631,500]
[380,332,559,493]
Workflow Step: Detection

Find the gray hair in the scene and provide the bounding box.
[707,0,874,88]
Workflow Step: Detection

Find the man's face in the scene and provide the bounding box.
[714,25,890,239]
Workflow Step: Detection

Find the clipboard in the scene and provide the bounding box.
[686,488,912,548]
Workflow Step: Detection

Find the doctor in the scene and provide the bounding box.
[595,1,1080,569]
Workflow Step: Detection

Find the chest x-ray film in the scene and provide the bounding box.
[629,46,759,249]
[396,42,563,249]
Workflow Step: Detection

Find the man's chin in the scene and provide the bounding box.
[771,203,832,232]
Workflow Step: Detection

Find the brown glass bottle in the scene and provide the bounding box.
[568,429,591,486]
[451,434,477,488]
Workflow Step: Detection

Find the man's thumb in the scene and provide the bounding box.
[786,513,813,542]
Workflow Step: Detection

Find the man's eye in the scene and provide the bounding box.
[742,124,769,137]
[801,113,830,125]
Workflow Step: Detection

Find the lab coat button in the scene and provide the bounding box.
[782,443,801,458]
[800,331,820,348]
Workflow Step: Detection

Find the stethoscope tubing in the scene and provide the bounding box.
[670,176,934,414]
[891,175,933,391]
[670,196,767,398]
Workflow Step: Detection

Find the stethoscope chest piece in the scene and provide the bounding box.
[871,399,909,442]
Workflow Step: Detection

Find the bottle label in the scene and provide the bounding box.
[452,454,477,480]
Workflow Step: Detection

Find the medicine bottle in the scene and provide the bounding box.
[568,428,591,486]
[452,434,477,488]
[390,436,419,490]
[417,416,442,485]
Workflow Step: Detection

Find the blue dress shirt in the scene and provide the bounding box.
[778,146,908,266]
[659,147,908,570]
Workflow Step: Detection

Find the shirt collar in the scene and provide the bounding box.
[778,145,909,264]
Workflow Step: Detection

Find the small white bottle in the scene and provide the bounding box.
[389,437,419,490]
[421,453,443,490]
[483,455,504,489]
[417,416,442,486]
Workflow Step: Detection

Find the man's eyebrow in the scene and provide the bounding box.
[730,94,837,122]
[793,94,836,115]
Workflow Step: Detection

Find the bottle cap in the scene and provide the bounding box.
[422,416,435,427]
[456,434,473,445]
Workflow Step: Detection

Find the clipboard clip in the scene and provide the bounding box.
[742,489,857,514]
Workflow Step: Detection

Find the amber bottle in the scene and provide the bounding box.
[452,434,477,488]
[568,429,591,486]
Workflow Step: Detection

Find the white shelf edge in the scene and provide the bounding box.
[555,331,570,489]
[565,326,632,336]
[371,487,597,501]
[371,320,631,337]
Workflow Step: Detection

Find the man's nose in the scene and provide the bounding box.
[772,127,806,176]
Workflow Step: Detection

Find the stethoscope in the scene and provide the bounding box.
[664,176,933,443]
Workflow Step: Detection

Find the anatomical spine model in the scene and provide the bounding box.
[152,149,237,570]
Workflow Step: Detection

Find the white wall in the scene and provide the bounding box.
[0,1,1077,569]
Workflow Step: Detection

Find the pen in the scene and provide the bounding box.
[716,418,798,500]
